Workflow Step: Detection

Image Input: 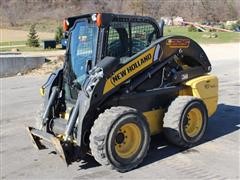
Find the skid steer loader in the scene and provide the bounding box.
[27,13,218,172]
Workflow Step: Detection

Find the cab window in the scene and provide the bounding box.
[131,22,157,54]
[106,21,157,64]
[107,22,129,59]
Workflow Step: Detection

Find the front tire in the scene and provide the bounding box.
[89,106,150,172]
[163,96,208,148]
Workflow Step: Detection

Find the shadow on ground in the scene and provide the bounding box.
[141,103,240,167]
[78,103,240,170]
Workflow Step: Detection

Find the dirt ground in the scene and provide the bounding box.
[0,28,54,42]
[29,56,64,75]
[11,50,65,76]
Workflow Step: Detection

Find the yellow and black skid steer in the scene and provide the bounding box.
[27,13,218,172]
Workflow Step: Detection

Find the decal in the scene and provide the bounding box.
[204,83,217,89]
[166,39,190,48]
[103,47,156,94]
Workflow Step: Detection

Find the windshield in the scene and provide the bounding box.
[69,20,98,85]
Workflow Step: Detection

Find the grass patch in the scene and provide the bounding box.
[0,41,26,46]
[164,26,240,44]
[0,40,63,52]
[0,45,61,52]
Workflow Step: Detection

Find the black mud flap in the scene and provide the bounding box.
[26,126,70,165]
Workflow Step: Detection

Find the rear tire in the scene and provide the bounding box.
[163,96,208,148]
[89,106,150,172]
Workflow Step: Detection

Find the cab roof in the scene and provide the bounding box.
[66,13,160,30]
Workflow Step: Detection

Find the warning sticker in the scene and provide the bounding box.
[166,39,190,48]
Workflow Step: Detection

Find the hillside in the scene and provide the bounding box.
[0,0,239,29]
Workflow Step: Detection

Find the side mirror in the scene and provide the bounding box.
[97,56,120,77]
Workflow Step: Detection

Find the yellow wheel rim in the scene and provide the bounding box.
[184,108,203,137]
[114,123,142,159]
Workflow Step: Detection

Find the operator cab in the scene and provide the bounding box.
[63,13,162,100]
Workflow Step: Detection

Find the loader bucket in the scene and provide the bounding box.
[26,126,69,164]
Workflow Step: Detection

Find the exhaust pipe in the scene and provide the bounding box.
[159,19,165,37]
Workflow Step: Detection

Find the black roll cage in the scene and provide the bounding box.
[65,13,162,66]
